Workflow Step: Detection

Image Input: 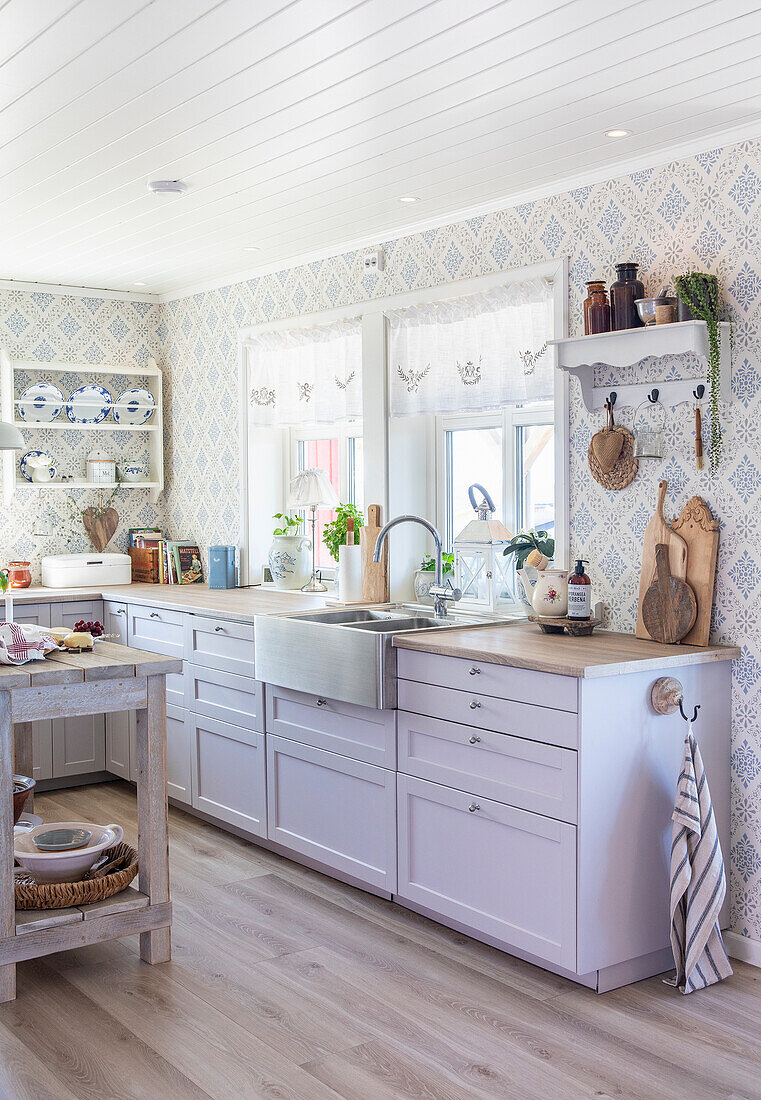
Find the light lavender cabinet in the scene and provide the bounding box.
[104,601,133,780]
[267,734,397,892]
[191,713,266,835]
[186,615,255,678]
[167,704,193,805]
[187,663,264,732]
[266,685,396,767]
[51,600,105,777]
[396,773,576,970]
[127,604,185,707]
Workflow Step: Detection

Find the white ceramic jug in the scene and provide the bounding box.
[519,567,568,617]
[268,535,312,590]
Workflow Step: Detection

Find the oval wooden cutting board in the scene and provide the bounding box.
[636,480,688,641]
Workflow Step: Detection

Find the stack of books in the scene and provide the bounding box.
[128,530,204,585]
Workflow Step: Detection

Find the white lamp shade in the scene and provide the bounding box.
[288,466,339,509]
[0,421,24,450]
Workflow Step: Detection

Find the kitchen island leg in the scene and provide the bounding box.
[13,722,33,813]
[0,691,16,1002]
[136,674,171,964]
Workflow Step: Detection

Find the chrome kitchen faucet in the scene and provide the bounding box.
[373,515,462,619]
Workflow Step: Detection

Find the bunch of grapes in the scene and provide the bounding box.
[74,619,104,637]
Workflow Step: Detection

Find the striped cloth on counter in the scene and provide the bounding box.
[0,623,58,664]
[666,730,733,994]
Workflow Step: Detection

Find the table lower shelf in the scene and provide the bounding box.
[1,889,171,965]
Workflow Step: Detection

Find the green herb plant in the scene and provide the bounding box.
[0,569,8,596]
[272,513,304,537]
[323,504,364,562]
[502,529,555,570]
[419,552,454,575]
[674,272,723,476]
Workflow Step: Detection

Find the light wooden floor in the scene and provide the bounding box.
[0,782,758,1100]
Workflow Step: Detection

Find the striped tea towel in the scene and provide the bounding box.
[0,623,58,665]
[666,729,733,994]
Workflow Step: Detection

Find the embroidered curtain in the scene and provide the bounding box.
[388,278,554,417]
[245,317,362,426]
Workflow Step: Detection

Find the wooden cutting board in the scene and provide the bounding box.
[636,480,688,640]
[82,506,118,553]
[672,496,719,647]
[360,503,389,603]
[641,543,697,644]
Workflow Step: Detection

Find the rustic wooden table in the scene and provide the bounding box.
[0,641,182,1003]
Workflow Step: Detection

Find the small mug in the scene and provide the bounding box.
[117,461,145,483]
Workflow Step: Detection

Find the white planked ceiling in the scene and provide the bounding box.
[2,0,761,297]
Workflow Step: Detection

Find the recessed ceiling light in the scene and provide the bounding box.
[399,195,419,203]
[133,281,146,287]
[147,179,188,196]
[243,246,260,252]
[605,129,631,139]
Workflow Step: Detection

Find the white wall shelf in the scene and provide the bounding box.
[0,350,164,505]
[549,320,731,412]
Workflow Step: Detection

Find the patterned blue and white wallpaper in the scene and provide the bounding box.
[161,136,761,945]
[0,289,164,572]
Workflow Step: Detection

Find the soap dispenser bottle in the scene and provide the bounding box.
[568,560,591,620]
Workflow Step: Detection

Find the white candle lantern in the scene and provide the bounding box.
[453,484,514,612]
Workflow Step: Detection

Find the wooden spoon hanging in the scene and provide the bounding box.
[641,543,697,644]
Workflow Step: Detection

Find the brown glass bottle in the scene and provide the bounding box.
[610,262,645,330]
[584,281,610,335]
[568,559,591,620]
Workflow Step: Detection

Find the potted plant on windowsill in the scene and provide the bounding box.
[414,552,454,604]
[323,504,365,597]
[267,513,312,590]
[674,272,722,475]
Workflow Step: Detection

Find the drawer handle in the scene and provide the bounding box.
[150,612,160,619]
[316,698,327,707]
[214,626,225,633]
[469,666,481,675]
[469,734,481,744]
[468,803,480,813]
[116,609,125,615]
[469,700,481,709]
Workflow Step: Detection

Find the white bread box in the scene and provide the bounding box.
[42,553,131,588]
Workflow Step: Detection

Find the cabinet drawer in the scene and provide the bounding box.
[166,704,192,805]
[128,605,185,706]
[186,615,255,678]
[398,711,577,823]
[397,649,578,713]
[266,685,396,767]
[191,714,266,836]
[187,664,263,732]
[397,774,576,970]
[398,680,578,750]
[267,735,396,892]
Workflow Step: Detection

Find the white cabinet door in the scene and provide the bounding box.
[128,604,185,707]
[267,734,397,892]
[397,774,577,971]
[104,601,133,780]
[13,603,52,781]
[167,704,192,805]
[191,714,266,835]
[52,601,105,778]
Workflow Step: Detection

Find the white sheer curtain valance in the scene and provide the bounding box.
[245,317,362,426]
[388,277,554,417]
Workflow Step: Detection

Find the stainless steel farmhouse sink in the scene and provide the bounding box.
[255,603,517,709]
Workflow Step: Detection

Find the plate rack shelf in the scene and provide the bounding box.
[0,350,163,504]
[549,320,732,412]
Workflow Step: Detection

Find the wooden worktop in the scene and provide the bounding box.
[393,621,740,678]
[0,640,182,689]
[8,584,329,623]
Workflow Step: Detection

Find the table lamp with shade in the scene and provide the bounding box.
[287,467,339,593]
[0,421,26,622]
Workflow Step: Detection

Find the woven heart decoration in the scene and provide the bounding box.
[590,402,624,473]
[82,506,118,552]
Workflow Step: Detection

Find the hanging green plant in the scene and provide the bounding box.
[674,272,722,476]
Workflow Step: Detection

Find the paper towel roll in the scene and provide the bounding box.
[338,543,363,604]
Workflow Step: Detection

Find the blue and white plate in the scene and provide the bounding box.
[112,387,155,426]
[17,382,64,423]
[66,384,111,424]
[20,450,57,482]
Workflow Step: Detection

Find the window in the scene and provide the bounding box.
[291,425,363,572]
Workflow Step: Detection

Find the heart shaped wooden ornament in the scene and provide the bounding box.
[82,507,119,552]
[590,401,623,473]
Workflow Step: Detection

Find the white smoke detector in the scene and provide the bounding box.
[147,179,188,197]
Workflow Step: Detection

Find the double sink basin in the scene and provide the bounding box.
[255,603,514,709]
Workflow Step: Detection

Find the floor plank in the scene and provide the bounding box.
[0,782,754,1100]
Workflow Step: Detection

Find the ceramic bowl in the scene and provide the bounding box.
[12,775,35,825]
[14,821,124,883]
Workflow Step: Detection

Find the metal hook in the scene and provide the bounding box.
[678,700,701,724]
[693,384,705,401]
[647,388,659,403]
[606,391,617,410]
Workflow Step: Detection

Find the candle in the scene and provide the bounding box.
[5,592,13,624]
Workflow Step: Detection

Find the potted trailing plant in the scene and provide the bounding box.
[322,504,364,562]
[267,513,311,590]
[674,272,722,475]
[414,552,454,604]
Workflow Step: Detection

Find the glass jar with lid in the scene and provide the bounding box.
[584,281,611,335]
[610,262,645,330]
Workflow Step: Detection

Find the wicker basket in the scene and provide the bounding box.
[14,842,138,910]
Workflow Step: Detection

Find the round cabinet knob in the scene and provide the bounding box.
[469,667,481,676]
[214,626,225,633]
[469,734,481,744]
[468,803,480,813]
[469,700,481,709]
[316,698,327,707]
